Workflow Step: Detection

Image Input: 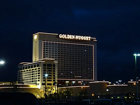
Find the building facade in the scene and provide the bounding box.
[32,32,97,83]
[17,58,58,95]
[88,80,137,99]
[0,80,138,99]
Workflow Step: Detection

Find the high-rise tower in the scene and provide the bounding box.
[32,32,97,83]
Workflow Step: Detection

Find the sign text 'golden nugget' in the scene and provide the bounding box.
[59,34,91,41]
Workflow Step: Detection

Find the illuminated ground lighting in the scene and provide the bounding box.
[124,97,127,99]
[133,83,136,85]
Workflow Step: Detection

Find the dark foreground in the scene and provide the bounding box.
[42,101,134,105]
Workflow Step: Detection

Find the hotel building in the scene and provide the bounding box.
[32,32,97,84]
[17,58,58,95]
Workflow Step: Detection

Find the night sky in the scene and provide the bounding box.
[0,0,140,83]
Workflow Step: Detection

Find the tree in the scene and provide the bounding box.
[78,88,88,100]
[63,88,73,99]
[10,81,17,92]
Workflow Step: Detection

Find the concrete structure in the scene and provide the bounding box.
[0,82,42,98]
[0,80,139,99]
[88,81,109,96]
[56,80,139,99]
[87,80,138,99]
[32,32,97,84]
[17,58,58,95]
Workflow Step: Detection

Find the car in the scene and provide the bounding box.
[134,98,140,102]
[82,99,94,104]
[94,99,113,105]
[111,98,125,105]
[132,101,140,105]
[0,92,40,105]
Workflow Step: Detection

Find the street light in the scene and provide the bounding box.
[133,53,140,99]
[44,73,48,101]
[0,60,5,65]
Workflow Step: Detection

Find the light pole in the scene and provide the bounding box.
[45,74,48,101]
[53,82,57,102]
[133,53,140,99]
[53,82,57,94]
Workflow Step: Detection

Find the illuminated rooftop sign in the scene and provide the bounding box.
[59,34,91,41]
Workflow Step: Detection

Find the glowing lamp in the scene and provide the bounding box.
[34,35,37,39]
[45,74,48,77]
[0,61,5,65]
[133,53,140,56]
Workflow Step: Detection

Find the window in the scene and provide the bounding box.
[43,64,46,66]
[47,64,52,67]
[47,83,52,85]
[47,68,52,69]
[47,70,52,72]
[42,83,45,85]
[47,77,52,79]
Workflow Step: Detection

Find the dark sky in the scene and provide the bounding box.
[0,0,140,83]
